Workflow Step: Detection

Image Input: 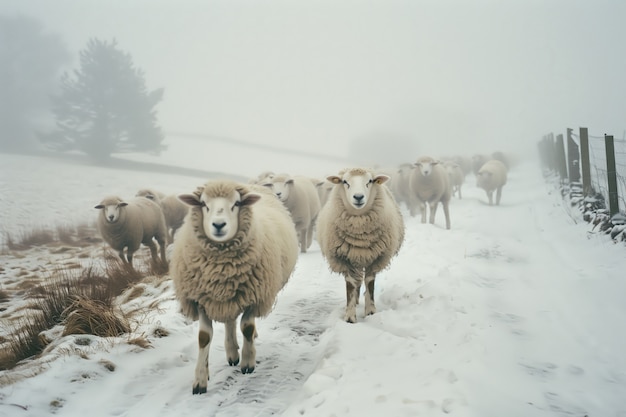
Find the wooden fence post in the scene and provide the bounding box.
[579,127,592,197]
[566,128,581,184]
[605,134,619,216]
[555,134,568,182]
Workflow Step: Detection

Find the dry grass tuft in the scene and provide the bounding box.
[0,313,51,370]
[62,297,130,337]
[127,336,152,349]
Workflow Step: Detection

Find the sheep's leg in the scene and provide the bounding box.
[193,308,213,395]
[487,190,494,205]
[429,201,439,224]
[240,309,257,374]
[344,275,361,323]
[156,235,167,263]
[364,274,376,316]
[459,186,462,199]
[496,186,503,205]
[144,239,159,263]
[117,249,127,263]
[306,223,315,250]
[442,200,451,230]
[300,228,307,253]
[224,319,239,366]
[419,202,427,223]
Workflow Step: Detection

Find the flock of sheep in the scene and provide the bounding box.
[93,151,510,394]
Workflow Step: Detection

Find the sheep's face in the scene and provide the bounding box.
[329,170,389,211]
[178,189,261,243]
[262,177,293,202]
[414,159,438,177]
[95,201,128,223]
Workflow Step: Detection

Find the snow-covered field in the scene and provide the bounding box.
[1,147,625,417]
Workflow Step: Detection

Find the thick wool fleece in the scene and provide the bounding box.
[317,178,405,277]
[171,182,298,323]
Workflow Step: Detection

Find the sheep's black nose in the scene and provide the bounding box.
[354,194,364,202]
[276,192,282,198]
[213,222,226,232]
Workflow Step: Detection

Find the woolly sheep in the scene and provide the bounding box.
[136,188,189,244]
[471,154,489,176]
[95,196,167,268]
[389,162,414,209]
[316,167,405,323]
[443,161,465,199]
[408,156,452,229]
[313,178,334,207]
[262,174,321,253]
[171,180,299,394]
[476,159,508,205]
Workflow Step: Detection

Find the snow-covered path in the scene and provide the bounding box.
[1,154,625,417]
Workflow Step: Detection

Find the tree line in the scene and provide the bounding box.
[1,15,164,160]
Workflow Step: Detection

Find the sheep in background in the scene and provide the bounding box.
[476,159,508,205]
[249,171,275,184]
[136,188,189,244]
[443,161,465,199]
[171,180,299,394]
[389,162,414,209]
[451,155,472,177]
[491,151,510,170]
[471,154,489,176]
[313,178,334,207]
[95,195,167,268]
[408,156,452,229]
[316,167,405,323]
[262,173,321,253]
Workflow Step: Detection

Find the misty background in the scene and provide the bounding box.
[2,0,625,167]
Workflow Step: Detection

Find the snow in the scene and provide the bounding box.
[1,146,626,417]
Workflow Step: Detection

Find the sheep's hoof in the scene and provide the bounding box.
[228,357,239,366]
[345,317,357,324]
[192,383,207,395]
[241,365,255,374]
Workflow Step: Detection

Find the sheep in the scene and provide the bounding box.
[314,178,334,207]
[491,151,510,170]
[170,180,299,394]
[443,160,465,199]
[316,167,405,323]
[471,154,489,176]
[248,171,275,185]
[476,159,508,205]
[262,173,321,253]
[408,156,452,229]
[389,162,414,209]
[94,195,167,268]
[136,188,189,244]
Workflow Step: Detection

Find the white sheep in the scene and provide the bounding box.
[262,173,321,253]
[476,159,508,205]
[136,188,189,244]
[408,156,452,229]
[316,168,405,323]
[170,180,299,394]
[443,161,465,199]
[313,178,334,207]
[95,195,167,268]
[471,154,489,176]
[389,162,414,209]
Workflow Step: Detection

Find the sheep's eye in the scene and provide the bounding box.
[232,201,241,211]
[342,180,350,188]
[367,179,373,186]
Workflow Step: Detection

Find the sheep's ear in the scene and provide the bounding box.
[178,194,203,206]
[286,178,295,185]
[315,180,325,188]
[118,202,128,207]
[432,160,440,166]
[327,175,342,184]
[241,192,261,206]
[94,204,104,209]
[373,174,390,185]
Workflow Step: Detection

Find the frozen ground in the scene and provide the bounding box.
[0,147,625,417]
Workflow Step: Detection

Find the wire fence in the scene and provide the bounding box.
[572,131,626,213]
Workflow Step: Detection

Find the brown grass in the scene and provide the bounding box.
[0,256,155,371]
[2,223,99,250]
[62,297,130,337]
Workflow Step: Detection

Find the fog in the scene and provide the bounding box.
[4,0,626,161]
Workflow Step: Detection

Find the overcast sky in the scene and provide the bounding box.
[4,0,625,157]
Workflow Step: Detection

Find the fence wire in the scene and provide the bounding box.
[570,131,626,212]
